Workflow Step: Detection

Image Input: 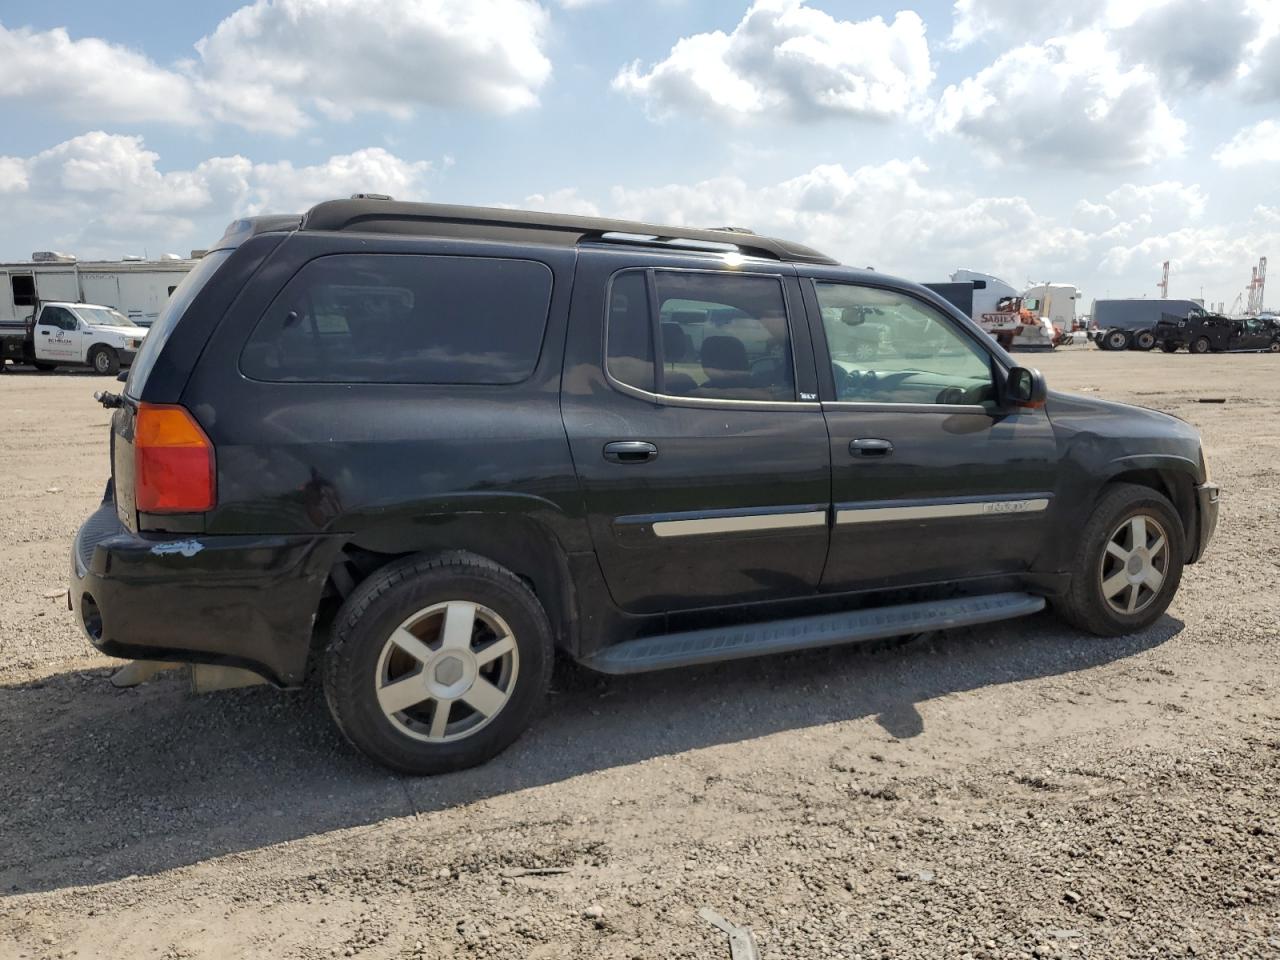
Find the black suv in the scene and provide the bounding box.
[1154,310,1280,354]
[71,200,1220,774]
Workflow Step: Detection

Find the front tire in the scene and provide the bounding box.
[1052,483,1185,637]
[323,551,553,774]
[1159,341,1179,353]
[89,345,120,376]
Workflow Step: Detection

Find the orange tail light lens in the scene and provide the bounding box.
[134,403,216,513]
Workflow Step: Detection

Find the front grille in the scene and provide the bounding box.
[76,501,124,573]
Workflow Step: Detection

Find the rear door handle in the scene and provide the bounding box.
[850,438,893,457]
[603,441,658,464]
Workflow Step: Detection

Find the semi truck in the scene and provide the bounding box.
[1089,298,1204,351]
[934,270,1058,350]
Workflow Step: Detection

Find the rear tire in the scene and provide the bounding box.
[323,551,554,775]
[1052,483,1185,637]
[89,346,120,376]
[1190,336,1211,355]
[1133,330,1156,351]
[1269,341,1280,353]
[1159,341,1179,353]
[1104,329,1130,351]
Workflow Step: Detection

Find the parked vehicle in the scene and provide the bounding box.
[0,301,147,374]
[947,269,1057,350]
[1154,311,1280,354]
[1089,298,1203,351]
[0,253,195,330]
[70,200,1220,774]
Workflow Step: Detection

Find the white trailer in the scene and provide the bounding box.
[1022,283,1082,338]
[950,269,1057,349]
[0,254,196,330]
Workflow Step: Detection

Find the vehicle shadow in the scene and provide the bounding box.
[0,610,1181,897]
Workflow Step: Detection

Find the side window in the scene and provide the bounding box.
[11,275,35,307]
[242,254,553,384]
[815,282,996,407]
[605,270,655,392]
[653,272,795,402]
[39,307,75,330]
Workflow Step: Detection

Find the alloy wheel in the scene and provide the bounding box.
[373,601,519,742]
[1098,514,1169,616]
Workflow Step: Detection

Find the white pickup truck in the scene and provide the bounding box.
[0,301,147,375]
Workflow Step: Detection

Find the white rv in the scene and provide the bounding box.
[1022,282,1082,338]
[0,253,197,330]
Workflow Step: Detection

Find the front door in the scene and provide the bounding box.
[561,253,831,615]
[33,306,82,361]
[804,279,1059,593]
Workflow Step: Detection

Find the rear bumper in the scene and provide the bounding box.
[1190,482,1219,564]
[70,499,338,686]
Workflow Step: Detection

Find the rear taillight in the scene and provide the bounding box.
[134,403,215,513]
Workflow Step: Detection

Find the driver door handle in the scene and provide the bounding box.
[603,441,658,464]
[850,438,893,457]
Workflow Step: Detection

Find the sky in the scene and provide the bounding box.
[0,0,1277,310]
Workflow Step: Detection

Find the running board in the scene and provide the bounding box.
[583,591,1045,675]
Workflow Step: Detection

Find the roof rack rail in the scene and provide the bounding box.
[299,199,838,265]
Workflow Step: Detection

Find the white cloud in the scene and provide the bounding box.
[194,0,552,133]
[1213,119,1280,167]
[0,23,199,125]
[613,1,932,123]
[0,0,552,135]
[524,159,1086,284]
[0,133,432,258]
[0,156,28,194]
[945,0,1107,49]
[934,31,1186,169]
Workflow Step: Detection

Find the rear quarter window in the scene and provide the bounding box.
[241,254,553,385]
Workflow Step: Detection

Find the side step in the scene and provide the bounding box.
[583,592,1046,675]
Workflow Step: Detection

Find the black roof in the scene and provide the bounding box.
[297,199,839,265]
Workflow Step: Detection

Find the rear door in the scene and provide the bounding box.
[804,277,1059,593]
[561,251,831,615]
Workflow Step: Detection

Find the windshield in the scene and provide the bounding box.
[75,306,136,327]
[125,250,232,398]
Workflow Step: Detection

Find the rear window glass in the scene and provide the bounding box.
[126,249,232,398]
[241,254,553,385]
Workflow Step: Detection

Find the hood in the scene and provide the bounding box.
[88,324,146,338]
[1045,388,1204,479]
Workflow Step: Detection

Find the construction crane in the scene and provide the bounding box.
[1157,260,1170,298]
[1247,257,1267,314]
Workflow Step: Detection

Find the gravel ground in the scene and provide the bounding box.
[1,346,1278,960]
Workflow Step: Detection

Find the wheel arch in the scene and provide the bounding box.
[317,512,581,666]
[1099,462,1197,561]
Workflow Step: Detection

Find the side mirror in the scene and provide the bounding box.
[1007,366,1047,408]
[840,307,865,327]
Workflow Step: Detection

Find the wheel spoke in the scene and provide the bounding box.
[377,674,429,715]
[1102,571,1130,599]
[1143,566,1165,592]
[389,627,434,664]
[461,677,506,717]
[1130,516,1148,551]
[1148,535,1166,560]
[1105,541,1129,561]
[1126,584,1140,613]
[429,699,451,739]
[439,602,477,651]
[474,634,515,667]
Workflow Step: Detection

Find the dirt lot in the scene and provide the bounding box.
[1,347,1278,960]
